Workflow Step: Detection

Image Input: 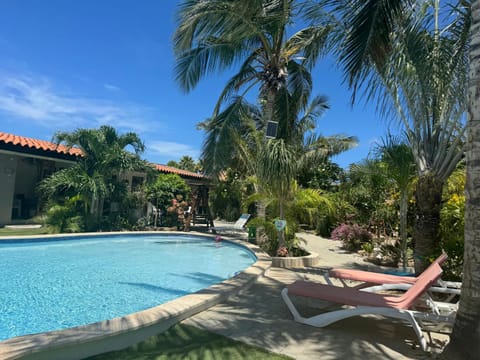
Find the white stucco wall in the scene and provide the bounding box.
[0,154,17,225]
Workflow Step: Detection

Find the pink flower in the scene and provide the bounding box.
[276,246,289,257]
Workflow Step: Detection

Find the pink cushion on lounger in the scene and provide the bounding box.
[328,269,415,284]
[288,263,443,310]
[328,252,448,285]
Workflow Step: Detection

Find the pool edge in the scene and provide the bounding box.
[0,231,271,360]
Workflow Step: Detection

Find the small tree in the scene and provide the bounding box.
[145,173,191,225]
[374,135,415,268]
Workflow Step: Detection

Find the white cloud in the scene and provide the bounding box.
[148,140,200,160]
[0,72,158,133]
[103,83,121,92]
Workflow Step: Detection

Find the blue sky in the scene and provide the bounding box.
[0,0,390,169]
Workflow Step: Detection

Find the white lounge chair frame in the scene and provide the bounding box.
[324,253,461,311]
[281,263,455,351]
[211,214,251,233]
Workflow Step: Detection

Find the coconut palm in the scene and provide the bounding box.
[201,89,356,247]
[174,0,333,133]
[39,126,146,223]
[318,0,478,357]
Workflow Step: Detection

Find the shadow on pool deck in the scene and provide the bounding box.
[183,232,450,360]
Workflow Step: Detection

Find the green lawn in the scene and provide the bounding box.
[87,324,292,360]
[0,227,49,237]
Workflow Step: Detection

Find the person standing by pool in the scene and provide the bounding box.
[176,203,185,230]
[184,202,192,231]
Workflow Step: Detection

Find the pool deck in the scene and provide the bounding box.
[183,230,450,360]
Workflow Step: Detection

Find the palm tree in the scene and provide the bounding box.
[201,90,356,247]
[374,135,415,268]
[174,0,335,222]
[39,126,146,223]
[380,4,467,272]
[321,0,478,357]
[178,156,197,172]
[333,0,469,272]
[174,0,333,134]
[346,159,393,235]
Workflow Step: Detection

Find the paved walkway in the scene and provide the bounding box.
[184,232,449,359]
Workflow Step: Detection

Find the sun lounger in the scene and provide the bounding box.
[325,253,461,301]
[211,214,251,234]
[281,262,455,351]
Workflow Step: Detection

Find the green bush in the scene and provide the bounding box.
[145,173,191,214]
[45,204,84,233]
[248,217,300,256]
[439,193,464,281]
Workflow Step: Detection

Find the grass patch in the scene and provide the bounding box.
[87,323,292,360]
[0,227,49,237]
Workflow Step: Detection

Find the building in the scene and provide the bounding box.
[0,131,211,226]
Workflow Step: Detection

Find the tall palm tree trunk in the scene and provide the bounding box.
[441,2,480,358]
[278,196,286,249]
[399,190,409,269]
[264,88,277,133]
[257,87,278,225]
[413,174,444,273]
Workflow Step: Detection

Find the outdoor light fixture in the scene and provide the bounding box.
[265,120,278,139]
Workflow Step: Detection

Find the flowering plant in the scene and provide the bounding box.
[276,246,289,257]
[331,223,372,251]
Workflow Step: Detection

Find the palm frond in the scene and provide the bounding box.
[337,0,412,90]
[201,97,260,175]
[284,25,333,69]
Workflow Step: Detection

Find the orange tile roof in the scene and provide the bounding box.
[153,163,205,179]
[0,131,206,179]
[0,131,83,157]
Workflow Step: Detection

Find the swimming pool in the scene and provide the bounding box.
[0,233,256,341]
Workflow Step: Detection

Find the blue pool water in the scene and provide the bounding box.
[0,234,256,340]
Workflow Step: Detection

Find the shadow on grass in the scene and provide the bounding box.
[85,323,293,360]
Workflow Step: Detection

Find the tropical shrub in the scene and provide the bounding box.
[145,173,191,216]
[249,217,301,256]
[331,223,373,251]
[45,199,84,234]
[208,169,251,221]
[316,193,356,237]
[288,188,334,231]
[439,169,465,281]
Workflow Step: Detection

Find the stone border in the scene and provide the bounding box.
[271,251,319,268]
[0,231,271,360]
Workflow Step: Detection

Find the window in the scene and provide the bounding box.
[131,176,144,191]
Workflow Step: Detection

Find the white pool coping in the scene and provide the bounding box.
[0,231,271,360]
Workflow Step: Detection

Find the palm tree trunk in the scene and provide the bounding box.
[264,88,276,128]
[90,194,97,215]
[399,190,409,269]
[413,174,443,273]
[278,197,286,249]
[440,2,480,357]
[253,183,267,220]
[253,183,267,243]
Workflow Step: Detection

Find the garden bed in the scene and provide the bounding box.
[271,250,319,268]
